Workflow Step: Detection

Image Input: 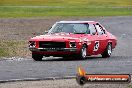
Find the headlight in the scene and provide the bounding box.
[29,41,36,47]
[69,42,76,48]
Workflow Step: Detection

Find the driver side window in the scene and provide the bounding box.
[89,24,97,35]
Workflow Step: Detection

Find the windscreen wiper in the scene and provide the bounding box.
[74,33,86,34]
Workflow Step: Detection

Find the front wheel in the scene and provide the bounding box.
[32,53,43,61]
[77,45,87,59]
[102,43,112,58]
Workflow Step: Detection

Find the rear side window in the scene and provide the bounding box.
[95,24,105,35]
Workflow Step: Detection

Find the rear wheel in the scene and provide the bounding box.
[102,43,112,58]
[32,53,43,61]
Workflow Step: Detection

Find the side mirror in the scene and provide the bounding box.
[90,31,96,35]
[92,31,96,35]
[90,29,96,35]
[44,31,49,34]
[32,32,41,35]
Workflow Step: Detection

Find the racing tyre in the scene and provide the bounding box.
[102,43,112,58]
[32,53,43,61]
[77,45,87,59]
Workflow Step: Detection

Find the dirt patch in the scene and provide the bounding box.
[0,18,58,40]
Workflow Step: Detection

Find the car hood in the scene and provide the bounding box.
[30,33,88,41]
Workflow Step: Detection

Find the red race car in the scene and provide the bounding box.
[29,21,117,61]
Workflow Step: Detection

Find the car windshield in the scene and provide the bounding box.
[48,23,90,34]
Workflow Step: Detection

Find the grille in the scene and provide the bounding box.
[39,41,66,48]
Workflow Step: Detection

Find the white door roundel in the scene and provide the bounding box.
[93,41,99,51]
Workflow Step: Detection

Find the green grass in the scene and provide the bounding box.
[128,85,132,88]
[0,0,132,17]
[0,40,29,57]
[0,0,132,7]
[0,6,132,18]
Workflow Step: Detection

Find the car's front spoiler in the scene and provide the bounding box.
[29,47,78,52]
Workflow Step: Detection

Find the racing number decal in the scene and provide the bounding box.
[93,41,99,51]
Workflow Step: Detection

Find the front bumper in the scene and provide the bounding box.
[29,47,78,52]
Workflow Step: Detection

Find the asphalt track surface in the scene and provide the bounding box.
[0,16,132,82]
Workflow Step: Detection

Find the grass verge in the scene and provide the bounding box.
[0,0,132,7]
[0,6,132,18]
[128,85,132,88]
[0,0,132,17]
[0,40,30,57]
